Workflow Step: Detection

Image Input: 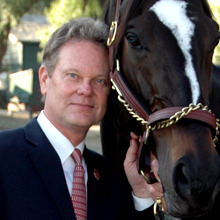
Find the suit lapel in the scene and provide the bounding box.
[24,119,75,220]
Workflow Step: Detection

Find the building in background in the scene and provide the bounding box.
[1,15,49,116]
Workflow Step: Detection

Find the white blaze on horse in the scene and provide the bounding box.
[150,0,200,104]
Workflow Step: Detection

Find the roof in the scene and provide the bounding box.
[10,15,49,42]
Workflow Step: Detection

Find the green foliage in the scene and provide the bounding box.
[47,0,102,26]
[1,0,46,22]
[38,0,102,49]
[0,1,13,32]
[0,0,53,70]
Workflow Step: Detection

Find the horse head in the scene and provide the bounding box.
[102,0,220,218]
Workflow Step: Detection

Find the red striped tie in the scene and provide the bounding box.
[71,149,87,220]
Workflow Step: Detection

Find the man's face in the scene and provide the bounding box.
[39,40,110,133]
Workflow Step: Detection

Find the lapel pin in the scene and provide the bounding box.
[94,169,100,180]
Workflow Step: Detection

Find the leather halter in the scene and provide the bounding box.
[107,0,218,184]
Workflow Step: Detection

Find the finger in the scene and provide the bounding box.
[162,197,167,212]
[124,139,138,166]
[130,131,139,139]
[148,183,163,199]
[150,152,161,182]
[151,158,159,172]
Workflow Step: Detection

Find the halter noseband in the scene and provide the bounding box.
[107,0,220,185]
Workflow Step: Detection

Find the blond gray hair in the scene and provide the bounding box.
[42,17,109,75]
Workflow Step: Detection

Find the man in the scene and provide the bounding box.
[0,17,162,220]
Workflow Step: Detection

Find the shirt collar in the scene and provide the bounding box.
[37,111,85,164]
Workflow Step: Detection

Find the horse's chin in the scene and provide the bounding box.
[164,193,215,218]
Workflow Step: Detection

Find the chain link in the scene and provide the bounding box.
[213,118,220,145]
[150,103,208,131]
[112,82,220,146]
[112,82,148,125]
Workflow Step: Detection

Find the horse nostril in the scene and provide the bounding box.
[171,155,220,212]
[172,156,218,204]
[172,159,192,199]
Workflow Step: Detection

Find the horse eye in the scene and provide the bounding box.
[126,34,142,49]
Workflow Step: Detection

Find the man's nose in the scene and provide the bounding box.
[77,81,93,96]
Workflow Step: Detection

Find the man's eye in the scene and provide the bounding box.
[70,73,77,78]
[96,79,104,83]
[96,79,108,86]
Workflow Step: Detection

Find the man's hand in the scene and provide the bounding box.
[124,132,163,201]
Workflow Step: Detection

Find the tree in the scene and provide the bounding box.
[208,0,220,65]
[38,0,104,48]
[0,0,53,71]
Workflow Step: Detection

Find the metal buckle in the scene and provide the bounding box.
[140,170,152,184]
[107,21,118,46]
[154,197,165,219]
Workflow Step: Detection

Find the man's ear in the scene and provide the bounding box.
[39,65,49,95]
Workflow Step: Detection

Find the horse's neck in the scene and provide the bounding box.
[210,66,220,118]
[210,65,220,155]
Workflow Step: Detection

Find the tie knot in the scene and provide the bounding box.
[71,148,82,164]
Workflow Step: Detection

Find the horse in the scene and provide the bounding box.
[210,64,220,131]
[100,0,220,219]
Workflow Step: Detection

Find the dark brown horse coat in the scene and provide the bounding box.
[101,0,220,219]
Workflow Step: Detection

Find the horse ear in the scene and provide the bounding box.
[103,0,117,26]
[103,0,127,25]
[102,1,110,25]
[202,0,214,18]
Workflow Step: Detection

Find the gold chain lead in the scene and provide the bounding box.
[111,80,220,146]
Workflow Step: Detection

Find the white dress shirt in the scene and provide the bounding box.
[37,111,154,211]
[37,111,88,196]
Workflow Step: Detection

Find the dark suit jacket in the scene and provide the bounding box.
[0,118,154,220]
